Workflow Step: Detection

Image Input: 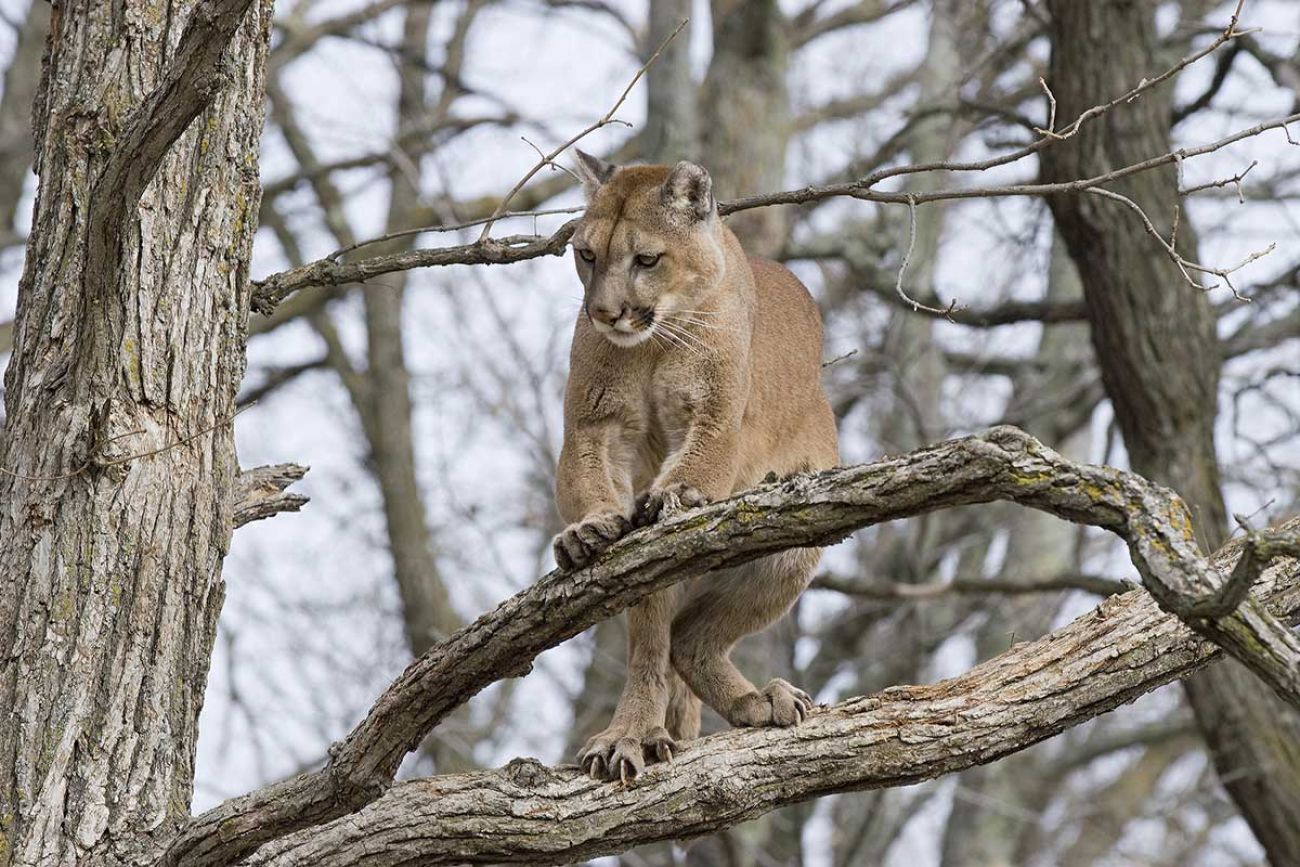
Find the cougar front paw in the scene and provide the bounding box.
[634,483,710,527]
[578,723,677,784]
[553,511,633,570]
[727,678,814,727]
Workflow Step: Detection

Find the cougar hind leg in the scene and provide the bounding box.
[665,668,702,741]
[670,548,820,728]
[577,586,679,782]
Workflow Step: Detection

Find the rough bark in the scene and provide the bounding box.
[0,1,272,865]
[164,426,1300,867]
[1041,1,1300,860]
[238,522,1300,867]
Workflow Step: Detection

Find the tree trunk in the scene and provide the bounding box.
[359,4,461,661]
[1041,1,1300,861]
[643,0,697,163]
[700,0,789,259]
[0,2,271,864]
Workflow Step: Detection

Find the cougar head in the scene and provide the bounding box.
[569,150,725,348]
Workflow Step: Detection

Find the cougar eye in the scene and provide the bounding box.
[577,248,596,263]
[635,253,662,268]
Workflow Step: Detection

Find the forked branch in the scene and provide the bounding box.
[239,522,1300,867]
[165,427,1300,867]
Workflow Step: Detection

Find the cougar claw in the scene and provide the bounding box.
[577,724,677,783]
[634,483,710,527]
[728,678,815,727]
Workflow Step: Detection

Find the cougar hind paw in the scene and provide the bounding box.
[728,678,814,727]
[577,724,677,784]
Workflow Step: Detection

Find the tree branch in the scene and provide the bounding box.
[248,106,1300,313]
[164,426,1300,866]
[811,571,1129,599]
[234,464,310,528]
[249,224,577,314]
[239,519,1300,866]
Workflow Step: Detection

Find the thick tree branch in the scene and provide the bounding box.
[85,0,257,302]
[166,426,1300,866]
[239,521,1300,866]
[234,464,310,528]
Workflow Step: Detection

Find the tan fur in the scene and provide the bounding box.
[554,154,838,782]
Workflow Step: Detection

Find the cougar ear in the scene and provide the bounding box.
[574,149,615,199]
[662,160,715,221]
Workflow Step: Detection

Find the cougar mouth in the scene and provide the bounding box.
[591,306,656,347]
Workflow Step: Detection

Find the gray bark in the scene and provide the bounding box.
[0,2,271,865]
[1041,2,1300,861]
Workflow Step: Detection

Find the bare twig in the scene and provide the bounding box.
[1180,159,1258,201]
[821,348,860,368]
[474,18,688,242]
[0,404,254,482]
[325,207,585,262]
[1085,186,1275,297]
[894,195,960,317]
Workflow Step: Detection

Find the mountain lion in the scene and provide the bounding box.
[553,151,838,782]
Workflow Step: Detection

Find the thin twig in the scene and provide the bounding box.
[894,196,960,318]
[1180,159,1258,201]
[475,17,689,242]
[0,404,253,482]
[821,348,860,368]
[325,207,585,262]
[1085,186,1274,299]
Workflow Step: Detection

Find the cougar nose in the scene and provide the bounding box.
[589,304,622,326]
